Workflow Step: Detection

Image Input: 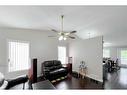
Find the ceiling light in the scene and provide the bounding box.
[63,37,67,40]
[59,36,63,41]
[48,15,76,41]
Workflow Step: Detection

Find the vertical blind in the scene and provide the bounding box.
[8,40,29,72]
[120,50,127,65]
[58,46,66,64]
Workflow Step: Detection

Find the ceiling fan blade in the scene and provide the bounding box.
[65,32,70,35]
[51,29,59,33]
[70,31,77,34]
[68,36,75,39]
[48,36,57,37]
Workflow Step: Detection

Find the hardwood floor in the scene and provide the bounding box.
[15,68,127,89]
[104,67,127,89]
[8,74,103,89]
[52,74,103,89]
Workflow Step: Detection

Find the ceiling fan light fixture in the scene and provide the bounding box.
[63,37,67,40]
[59,36,63,41]
[49,15,77,40]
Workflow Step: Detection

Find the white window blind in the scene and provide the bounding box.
[103,49,110,58]
[120,50,127,65]
[8,40,29,72]
[58,46,66,64]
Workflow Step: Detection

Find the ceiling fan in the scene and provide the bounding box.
[48,15,77,41]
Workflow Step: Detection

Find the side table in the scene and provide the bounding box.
[78,67,87,79]
[63,64,72,73]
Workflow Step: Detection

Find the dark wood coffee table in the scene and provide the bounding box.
[32,80,55,89]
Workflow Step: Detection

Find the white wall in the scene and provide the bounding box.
[69,36,103,82]
[0,28,69,79]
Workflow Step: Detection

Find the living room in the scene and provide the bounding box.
[0,6,127,90]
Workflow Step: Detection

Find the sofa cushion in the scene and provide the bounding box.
[55,65,62,69]
[44,61,54,67]
[53,60,61,65]
[50,68,67,75]
[48,66,56,71]
[53,60,62,69]
[43,60,62,70]
[0,72,4,87]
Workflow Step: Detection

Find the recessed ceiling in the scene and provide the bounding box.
[0,6,127,47]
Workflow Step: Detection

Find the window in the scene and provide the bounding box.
[8,40,29,72]
[120,50,127,65]
[58,46,66,64]
[103,49,110,58]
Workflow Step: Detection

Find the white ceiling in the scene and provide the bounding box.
[0,6,127,47]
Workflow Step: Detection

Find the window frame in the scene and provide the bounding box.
[7,39,30,72]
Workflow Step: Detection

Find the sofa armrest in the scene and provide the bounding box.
[0,80,8,90]
[43,68,50,75]
[43,70,50,80]
[43,67,50,72]
[61,67,67,70]
[6,75,28,89]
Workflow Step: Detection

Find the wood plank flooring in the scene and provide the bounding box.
[52,74,103,89]
[104,67,127,89]
[11,68,127,90]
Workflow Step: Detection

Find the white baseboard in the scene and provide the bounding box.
[86,74,103,82]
